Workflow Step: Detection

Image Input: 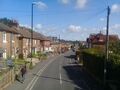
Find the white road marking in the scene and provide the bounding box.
[60,73,62,85]
[25,59,55,90]
[70,58,72,64]
[59,61,62,85]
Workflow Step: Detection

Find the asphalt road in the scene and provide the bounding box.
[28,51,103,90]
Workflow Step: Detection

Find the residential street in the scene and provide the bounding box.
[1,1,120,90]
[6,50,103,90]
[6,51,103,90]
[31,51,103,90]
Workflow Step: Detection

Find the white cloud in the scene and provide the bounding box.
[111,4,120,13]
[33,1,47,10]
[75,0,87,9]
[110,24,120,30]
[59,0,87,9]
[109,24,120,38]
[60,0,70,4]
[35,24,42,30]
[100,18,105,21]
[20,24,31,28]
[67,25,81,32]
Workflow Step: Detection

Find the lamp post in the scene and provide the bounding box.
[30,3,34,65]
[31,2,38,65]
[30,1,46,65]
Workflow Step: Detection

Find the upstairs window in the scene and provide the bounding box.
[3,32,7,43]
[11,33,15,43]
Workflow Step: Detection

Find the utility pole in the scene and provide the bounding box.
[104,6,110,88]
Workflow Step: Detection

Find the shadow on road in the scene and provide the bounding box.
[63,65,90,90]
[64,55,76,60]
[33,74,73,84]
[63,64,103,90]
[64,54,103,90]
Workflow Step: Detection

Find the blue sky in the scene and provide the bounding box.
[0,0,120,40]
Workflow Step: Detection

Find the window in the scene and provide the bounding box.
[11,33,15,43]
[35,40,37,44]
[26,39,29,45]
[3,32,7,43]
[3,49,6,59]
[26,39,31,46]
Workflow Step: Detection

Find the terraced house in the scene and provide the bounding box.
[0,23,19,59]
[16,26,51,58]
[0,22,51,59]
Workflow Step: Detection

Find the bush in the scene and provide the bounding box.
[18,54,24,59]
[29,62,33,69]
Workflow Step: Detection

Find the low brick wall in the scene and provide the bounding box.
[0,68,15,90]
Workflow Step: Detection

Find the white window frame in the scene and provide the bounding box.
[3,32,7,43]
[34,40,37,44]
[26,39,29,45]
[3,49,6,59]
[11,33,15,43]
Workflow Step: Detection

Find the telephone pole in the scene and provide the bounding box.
[104,6,110,88]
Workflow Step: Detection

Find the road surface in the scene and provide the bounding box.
[26,51,102,90]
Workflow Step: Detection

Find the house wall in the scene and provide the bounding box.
[0,31,18,59]
[0,29,51,59]
[22,38,30,58]
[40,40,50,51]
[0,32,2,48]
[32,39,41,53]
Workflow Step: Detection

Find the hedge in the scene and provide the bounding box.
[82,51,104,83]
[82,48,120,87]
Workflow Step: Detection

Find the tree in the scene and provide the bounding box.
[109,41,120,54]
[0,18,19,27]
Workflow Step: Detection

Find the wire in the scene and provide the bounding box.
[101,0,108,6]
[80,8,107,25]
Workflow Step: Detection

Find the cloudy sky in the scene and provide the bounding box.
[0,0,120,40]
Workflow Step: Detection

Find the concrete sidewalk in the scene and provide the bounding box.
[6,55,58,90]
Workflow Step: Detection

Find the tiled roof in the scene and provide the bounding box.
[33,31,50,41]
[0,23,50,41]
[0,23,10,32]
[17,27,31,38]
[0,23,18,34]
[87,33,119,45]
[18,27,50,41]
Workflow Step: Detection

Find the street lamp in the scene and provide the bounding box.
[30,2,39,65]
[30,1,47,66]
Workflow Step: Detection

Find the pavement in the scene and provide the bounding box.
[6,55,59,90]
[6,51,103,90]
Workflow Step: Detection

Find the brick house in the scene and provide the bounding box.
[15,26,51,58]
[87,32,119,48]
[33,32,51,52]
[0,23,19,59]
[0,22,51,59]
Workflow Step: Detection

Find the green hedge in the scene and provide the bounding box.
[82,48,120,85]
[82,50,104,83]
[107,54,120,83]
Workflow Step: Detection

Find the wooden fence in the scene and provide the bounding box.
[0,68,15,90]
